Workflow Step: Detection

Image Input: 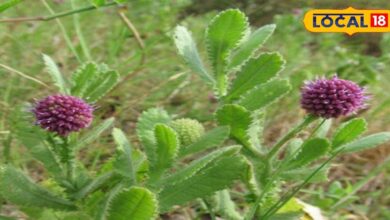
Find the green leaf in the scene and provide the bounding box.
[313,119,332,138]
[91,0,105,7]
[332,118,367,148]
[136,108,171,165]
[112,128,135,183]
[237,79,291,111]
[72,118,114,150]
[226,52,285,101]
[71,63,120,103]
[159,151,247,211]
[107,187,157,220]
[216,104,251,146]
[174,26,214,85]
[148,124,179,183]
[206,9,248,94]
[0,215,16,220]
[160,146,241,187]
[179,126,230,157]
[286,138,330,169]
[0,0,22,13]
[114,0,127,3]
[42,54,69,94]
[10,106,63,179]
[340,132,390,153]
[214,190,242,220]
[228,24,276,70]
[280,165,329,183]
[0,166,75,210]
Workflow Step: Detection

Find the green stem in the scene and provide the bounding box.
[267,114,318,160]
[202,199,217,220]
[44,2,117,21]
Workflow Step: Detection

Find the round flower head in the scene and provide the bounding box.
[300,76,368,118]
[170,118,205,146]
[33,95,93,136]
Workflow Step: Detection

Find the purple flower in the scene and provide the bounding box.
[300,76,368,118]
[33,95,93,136]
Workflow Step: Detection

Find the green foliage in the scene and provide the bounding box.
[136,108,171,166]
[174,26,214,85]
[332,118,367,149]
[214,190,242,220]
[229,24,276,70]
[107,187,157,220]
[148,124,179,183]
[179,126,230,157]
[0,0,22,13]
[0,166,75,210]
[340,132,390,153]
[71,63,120,103]
[170,118,205,146]
[159,151,248,211]
[237,79,291,111]
[226,52,285,101]
[216,104,252,146]
[112,128,136,184]
[42,54,69,94]
[206,9,248,95]
[285,138,330,169]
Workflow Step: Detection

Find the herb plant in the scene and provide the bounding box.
[0,7,389,220]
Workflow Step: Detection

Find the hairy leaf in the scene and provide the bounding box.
[226,52,285,101]
[237,79,291,111]
[107,187,157,220]
[340,132,390,153]
[228,24,276,70]
[174,26,214,85]
[72,172,115,200]
[313,119,332,138]
[179,126,230,157]
[286,138,330,169]
[159,153,247,211]
[214,190,242,220]
[160,146,241,187]
[0,166,75,210]
[149,124,179,183]
[42,54,69,94]
[136,108,171,165]
[112,128,135,183]
[332,118,367,148]
[280,165,329,183]
[72,117,114,150]
[71,63,119,102]
[0,0,22,13]
[216,104,251,146]
[206,9,248,94]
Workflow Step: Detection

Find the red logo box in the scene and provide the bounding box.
[371,13,388,27]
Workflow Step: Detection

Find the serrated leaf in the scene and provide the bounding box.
[72,118,114,150]
[112,128,136,183]
[228,24,276,70]
[216,104,251,146]
[159,153,247,211]
[214,190,242,220]
[332,118,367,148]
[179,126,230,157]
[72,172,115,200]
[174,26,214,85]
[42,54,69,94]
[237,79,291,111]
[148,124,179,183]
[286,138,330,169]
[226,52,285,101]
[136,108,171,165]
[107,187,157,220]
[71,63,120,103]
[206,9,248,94]
[340,132,390,153]
[0,166,75,210]
[10,106,63,179]
[160,146,241,187]
[0,0,22,13]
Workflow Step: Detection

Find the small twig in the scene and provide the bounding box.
[0,63,49,88]
[0,2,117,23]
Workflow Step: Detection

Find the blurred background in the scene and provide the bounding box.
[0,0,389,219]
